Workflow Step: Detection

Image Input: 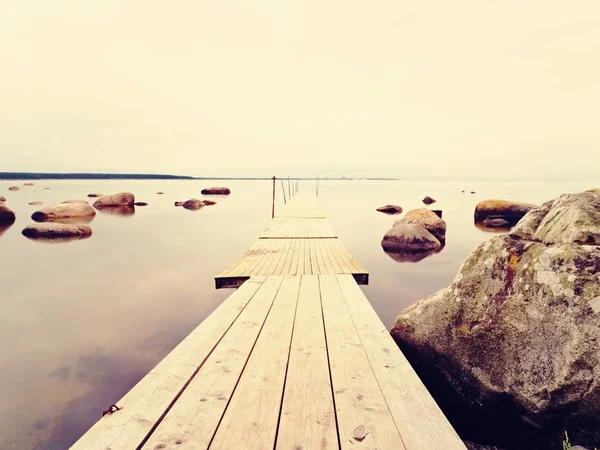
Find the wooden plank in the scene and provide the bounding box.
[319,275,406,450]
[304,235,313,275]
[276,275,338,449]
[335,275,466,450]
[209,276,301,450]
[142,276,284,450]
[71,277,267,450]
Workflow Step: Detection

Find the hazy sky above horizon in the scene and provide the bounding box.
[1,1,599,179]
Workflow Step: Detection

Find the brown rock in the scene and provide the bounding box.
[174,201,184,207]
[474,199,536,224]
[202,200,217,206]
[0,196,6,203]
[87,193,104,198]
[377,204,403,214]
[0,203,16,225]
[23,182,34,186]
[22,223,92,239]
[201,187,231,195]
[8,186,20,191]
[157,192,164,195]
[93,192,135,208]
[482,217,510,227]
[422,196,436,205]
[183,199,204,210]
[28,201,43,206]
[32,201,96,222]
[134,202,148,206]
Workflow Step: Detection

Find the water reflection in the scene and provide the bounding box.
[22,233,92,244]
[43,216,96,225]
[383,244,445,263]
[94,205,136,217]
[474,221,511,233]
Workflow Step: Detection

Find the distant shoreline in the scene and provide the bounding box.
[0,172,399,181]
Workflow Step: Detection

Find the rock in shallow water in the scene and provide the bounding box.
[391,190,600,447]
[22,223,92,240]
[8,186,20,191]
[32,201,96,222]
[93,192,135,208]
[474,199,536,224]
[0,203,16,225]
[201,187,230,195]
[422,196,436,205]
[377,204,403,214]
[395,208,446,242]
[381,223,441,253]
[0,196,6,203]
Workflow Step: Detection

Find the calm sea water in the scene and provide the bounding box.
[0,179,594,449]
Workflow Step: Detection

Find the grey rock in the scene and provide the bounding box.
[391,190,600,446]
[381,223,441,253]
[93,193,135,208]
[32,201,96,222]
[377,204,403,214]
[395,208,447,242]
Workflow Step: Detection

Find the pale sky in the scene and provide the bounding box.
[1,1,599,179]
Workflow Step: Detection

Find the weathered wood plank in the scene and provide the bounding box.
[70,277,267,450]
[276,275,338,449]
[209,276,301,450]
[335,275,466,450]
[319,275,406,450]
[142,276,284,450]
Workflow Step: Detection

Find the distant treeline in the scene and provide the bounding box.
[0,172,399,181]
[0,172,194,180]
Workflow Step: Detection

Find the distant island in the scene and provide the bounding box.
[0,172,399,181]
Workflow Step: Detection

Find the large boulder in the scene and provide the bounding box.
[32,201,96,222]
[377,204,403,214]
[381,223,441,253]
[201,187,230,195]
[395,208,447,242]
[93,192,135,208]
[0,203,16,225]
[22,223,92,240]
[474,199,536,225]
[391,191,600,447]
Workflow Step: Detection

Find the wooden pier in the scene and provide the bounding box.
[72,191,465,450]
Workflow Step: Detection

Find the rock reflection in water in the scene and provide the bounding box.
[383,243,445,263]
[94,205,136,217]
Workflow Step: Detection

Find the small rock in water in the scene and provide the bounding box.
[470,191,476,194]
[201,187,231,195]
[376,204,403,214]
[8,186,20,191]
[156,192,164,195]
[23,182,34,186]
[32,201,96,222]
[22,223,92,240]
[183,199,204,210]
[133,202,148,206]
[0,196,6,203]
[422,196,436,205]
[174,201,184,207]
[0,203,16,225]
[28,201,43,206]
[87,193,104,198]
[93,193,135,208]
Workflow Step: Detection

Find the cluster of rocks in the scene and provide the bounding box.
[381,208,447,255]
[390,191,600,448]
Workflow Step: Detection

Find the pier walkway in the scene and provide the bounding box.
[72,191,465,450]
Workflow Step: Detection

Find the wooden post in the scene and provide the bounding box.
[281,179,287,204]
[272,176,276,218]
